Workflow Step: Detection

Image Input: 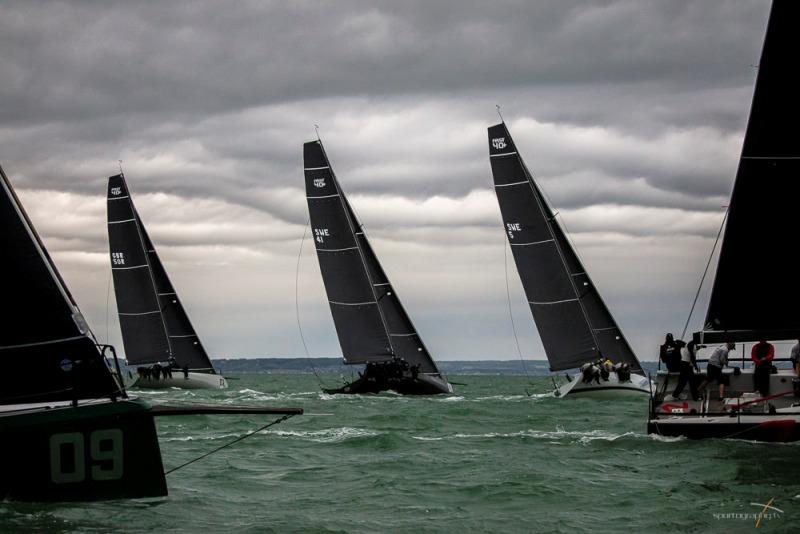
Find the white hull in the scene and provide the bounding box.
[554,372,651,398]
[649,368,800,441]
[132,371,228,390]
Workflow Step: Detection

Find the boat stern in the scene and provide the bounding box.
[0,398,167,501]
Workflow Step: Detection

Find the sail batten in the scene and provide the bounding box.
[107,174,216,372]
[700,0,800,342]
[304,140,442,374]
[489,123,642,373]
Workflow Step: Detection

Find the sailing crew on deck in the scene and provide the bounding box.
[410,364,420,380]
[790,340,800,376]
[580,361,600,384]
[614,362,631,382]
[700,342,734,401]
[671,340,700,401]
[751,340,774,396]
[660,333,681,373]
[599,358,614,381]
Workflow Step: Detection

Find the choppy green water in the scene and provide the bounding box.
[2,374,799,533]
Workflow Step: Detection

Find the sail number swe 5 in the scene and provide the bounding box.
[49,429,123,484]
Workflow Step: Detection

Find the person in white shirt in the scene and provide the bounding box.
[671,340,700,401]
[790,340,800,377]
[702,342,735,401]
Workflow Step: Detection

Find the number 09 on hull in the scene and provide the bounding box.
[0,399,167,501]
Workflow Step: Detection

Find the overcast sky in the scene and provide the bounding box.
[1,0,771,362]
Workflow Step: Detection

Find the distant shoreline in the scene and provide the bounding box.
[210,357,660,376]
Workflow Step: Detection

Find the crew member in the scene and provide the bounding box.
[671,339,700,401]
[580,361,600,384]
[615,362,631,382]
[790,339,800,377]
[660,333,681,373]
[701,342,734,401]
[751,340,774,396]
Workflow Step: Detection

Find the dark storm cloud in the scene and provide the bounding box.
[0,1,768,203]
[1,1,766,125]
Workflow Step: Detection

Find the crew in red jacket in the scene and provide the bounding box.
[751,340,774,396]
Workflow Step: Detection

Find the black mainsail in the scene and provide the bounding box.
[1,165,122,404]
[304,140,448,389]
[488,123,642,373]
[107,173,216,372]
[699,0,800,344]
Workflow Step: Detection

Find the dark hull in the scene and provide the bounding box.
[324,373,452,395]
[0,399,167,501]
[648,417,800,443]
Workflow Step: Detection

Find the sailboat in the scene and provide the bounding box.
[488,122,650,397]
[0,163,169,500]
[0,164,300,500]
[648,0,800,441]
[107,173,227,389]
[303,139,453,395]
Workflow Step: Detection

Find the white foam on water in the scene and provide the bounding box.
[263,427,380,443]
[436,396,465,402]
[427,428,638,444]
[161,433,242,442]
[647,433,686,443]
[230,389,319,402]
[474,395,529,401]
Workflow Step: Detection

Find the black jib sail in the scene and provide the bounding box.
[107,174,216,372]
[0,165,122,404]
[303,140,441,375]
[488,123,642,373]
[699,0,800,344]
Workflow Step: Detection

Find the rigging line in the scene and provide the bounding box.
[164,413,297,476]
[295,217,326,389]
[486,152,531,393]
[535,170,592,276]
[504,232,533,395]
[331,168,397,358]
[680,209,729,340]
[105,265,112,344]
[521,160,600,353]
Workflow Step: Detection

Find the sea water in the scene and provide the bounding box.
[1,374,798,533]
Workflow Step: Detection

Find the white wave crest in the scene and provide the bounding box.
[263,427,380,443]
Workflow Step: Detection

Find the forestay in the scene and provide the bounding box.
[139,222,216,372]
[700,0,800,344]
[304,140,440,374]
[1,165,121,404]
[488,123,642,372]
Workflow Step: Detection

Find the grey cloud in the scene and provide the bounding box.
[0,1,767,127]
[0,0,771,360]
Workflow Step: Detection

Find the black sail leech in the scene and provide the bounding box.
[700,0,800,343]
[1,164,121,404]
[139,222,216,372]
[488,124,642,373]
[304,140,441,375]
[107,174,215,371]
